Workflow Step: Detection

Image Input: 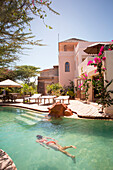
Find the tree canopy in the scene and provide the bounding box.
[0,68,17,81]
[0,0,59,67]
[15,65,40,84]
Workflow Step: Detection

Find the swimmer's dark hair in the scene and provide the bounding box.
[36,135,43,139]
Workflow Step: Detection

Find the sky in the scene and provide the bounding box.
[17,0,113,71]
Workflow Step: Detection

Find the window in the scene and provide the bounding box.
[65,62,70,72]
[64,45,67,51]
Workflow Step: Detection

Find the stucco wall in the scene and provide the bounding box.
[38,66,59,94]
[59,52,75,86]
[59,42,77,51]
[74,42,95,78]
[59,41,95,87]
[59,41,77,86]
[104,50,113,117]
[40,69,54,77]
[40,66,59,77]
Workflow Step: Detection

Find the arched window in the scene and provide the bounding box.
[65,62,70,72]
[64,45,67,51]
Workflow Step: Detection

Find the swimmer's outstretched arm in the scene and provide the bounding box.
[39,143,50,149]
[44,137,58,143]
[36,140,50,149]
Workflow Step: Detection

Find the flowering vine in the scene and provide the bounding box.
[79,72,91,102]
[87,41,113,112]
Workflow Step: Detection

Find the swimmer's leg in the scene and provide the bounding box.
[58,148,75,159]
[61,145,76,150]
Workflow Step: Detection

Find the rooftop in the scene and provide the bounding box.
[60,38,88,43]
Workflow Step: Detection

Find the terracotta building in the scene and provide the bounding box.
[37,65,59,94]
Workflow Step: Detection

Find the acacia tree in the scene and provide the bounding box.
[0,0,59,67]
[15,65,40,84]
[0,68,17,81]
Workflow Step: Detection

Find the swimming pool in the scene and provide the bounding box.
[0,106,113,170]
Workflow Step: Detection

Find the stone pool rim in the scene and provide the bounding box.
[0,103,113,121]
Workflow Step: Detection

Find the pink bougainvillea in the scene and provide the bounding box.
[102,56,106,61]
[79,72,91,102]
[94,57,101,64]
[83,77,86,80]
[84,73,88,77]
[32,0,34,6]
[86,42,113,112]
[100,46,104,52]
[87,60,93,65]
[78,82,83,88]
[103,67,106,70]
[98,52,102,56]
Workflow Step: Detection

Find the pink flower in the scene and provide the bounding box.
[94,70,97,73]
[84,73,88,77]
[87,60,93,65]
[100,46,104,52]
[98,52,102,56]
[108,49,111,51]
[79,82,83,88]
[32,0,34,6]
[111,40,113,42]
[81,75,83,78]
[102,56,106,61]
[94,57,97,63]
[94,57,101,64]
[83,77,86,80]
[103,67,106,70]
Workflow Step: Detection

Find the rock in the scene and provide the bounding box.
[64,108,73,116]
[48,103,73,118]
[0,149,17,170]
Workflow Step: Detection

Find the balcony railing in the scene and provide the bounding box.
[78,56,96,76]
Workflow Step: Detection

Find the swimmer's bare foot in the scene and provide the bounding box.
[71,155,76,163]
[71,145,76,149]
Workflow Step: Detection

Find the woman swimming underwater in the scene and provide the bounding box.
[36,135,76,162]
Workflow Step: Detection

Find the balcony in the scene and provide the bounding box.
[59,51,75,56]
[78,56,96,76]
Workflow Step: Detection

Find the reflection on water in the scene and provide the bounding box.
[0,106,113,170]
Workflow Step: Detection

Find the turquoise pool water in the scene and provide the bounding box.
[0,106,113,170]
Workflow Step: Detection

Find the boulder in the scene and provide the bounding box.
[0,149,17,170]
[48,103,73,118]
[64,108,73,116]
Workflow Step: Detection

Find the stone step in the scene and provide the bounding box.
[27,111,46,118]
[21,113,42,121]
[15,116,36,125]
